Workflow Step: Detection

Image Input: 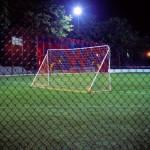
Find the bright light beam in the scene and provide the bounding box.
[73,6,82,16]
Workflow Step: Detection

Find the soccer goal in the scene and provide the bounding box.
[31,45,111,92]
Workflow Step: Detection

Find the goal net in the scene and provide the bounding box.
[31,45,111,92]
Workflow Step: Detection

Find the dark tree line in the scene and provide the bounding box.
[1,0,73,37]
[1,0,150,66]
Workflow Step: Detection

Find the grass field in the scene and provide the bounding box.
[0,73,150,149]
[32,72,111,92]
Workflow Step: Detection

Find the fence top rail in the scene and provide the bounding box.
[110,69,150,73]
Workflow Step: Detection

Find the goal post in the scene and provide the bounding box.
[88,48,110,92]
[31,45,111,92]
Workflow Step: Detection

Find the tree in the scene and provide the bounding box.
[96,17,140,66]
[28,1,73,37]
[69,16,141,66]
[0,0,10,65]
[8,0,73,37]
[0,0,10,31]
[68,13,98,41]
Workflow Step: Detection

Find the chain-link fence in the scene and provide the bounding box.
[0,1,150,149]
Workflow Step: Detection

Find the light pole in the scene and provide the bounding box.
[73,6,82,38]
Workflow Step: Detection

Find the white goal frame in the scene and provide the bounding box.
[31,45,111,92]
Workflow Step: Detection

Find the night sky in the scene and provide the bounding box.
[62,0,150,35]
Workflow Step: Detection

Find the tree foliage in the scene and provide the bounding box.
[26,1,73,37]
[0,0,10,65]
[97,17,140,47]
[7,0,73,37]
[0,0,10,31]
[68,13,98,41]
[95,17,141,66]
[69,15,148,66]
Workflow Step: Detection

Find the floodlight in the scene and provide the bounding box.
[73,6,82,16]
[146,51,150,57]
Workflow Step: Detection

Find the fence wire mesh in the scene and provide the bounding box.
[0,1,150,149]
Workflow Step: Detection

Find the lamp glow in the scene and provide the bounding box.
[73,7,82,16]
[146,51,150,57]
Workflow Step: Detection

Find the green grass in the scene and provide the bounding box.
[32,72,110,92]
[0,73,150,149]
